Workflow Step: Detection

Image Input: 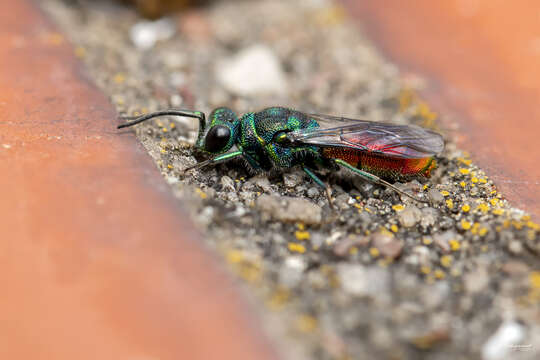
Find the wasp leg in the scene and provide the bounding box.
[184,150,243,172]
[302,167,334,209]
[333,159,428,203]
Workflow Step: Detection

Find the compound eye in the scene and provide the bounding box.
[205,125,231,152]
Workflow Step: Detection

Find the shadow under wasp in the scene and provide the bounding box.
[118,106,444,207]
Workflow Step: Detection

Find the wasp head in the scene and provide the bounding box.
[196,107,240,154]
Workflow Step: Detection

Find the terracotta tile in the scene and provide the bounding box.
[0,1,276,359]
[343,0,540,218]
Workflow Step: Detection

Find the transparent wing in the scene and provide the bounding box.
[288,113,444,159]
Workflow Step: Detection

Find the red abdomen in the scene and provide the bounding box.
[322,148,435,179]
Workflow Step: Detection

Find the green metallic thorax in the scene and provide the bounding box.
[236,107,320,171]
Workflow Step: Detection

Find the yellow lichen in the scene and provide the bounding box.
[295,230,310,241]
[446,199,454,209]
[462,204,471,212]
[195,188,207,199]
[420,266,432,274]
[369,247,380,257]
[422,237,433,245]
[459,168,470,175]
[461,220,472,230]
[527,221,539,231]
[390,224,399,233]
[460,181,467,188]
[434,269,446,279]
[449,240,461,251]
[440,190,450,197]
[530,271,540,289]
[296,314,318,333]
[288,243,306,253]
[113,73,125,84]
[74,46,86,58]
[476,203,490,213]
[492,208,505,216]
[267,288,291,310]
[440,255,452,268]
[226,249,244,264]
[392,204,405,211]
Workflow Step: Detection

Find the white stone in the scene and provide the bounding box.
[216,45,288,96]
[130,18,175,50]
[482,321,525,360]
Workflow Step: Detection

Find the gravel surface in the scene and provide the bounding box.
[43,1,539,359]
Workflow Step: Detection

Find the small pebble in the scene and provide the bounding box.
[372,231,404,259]
[216,45,288,96]
[428,188,445,203]
[397,206,421,227]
